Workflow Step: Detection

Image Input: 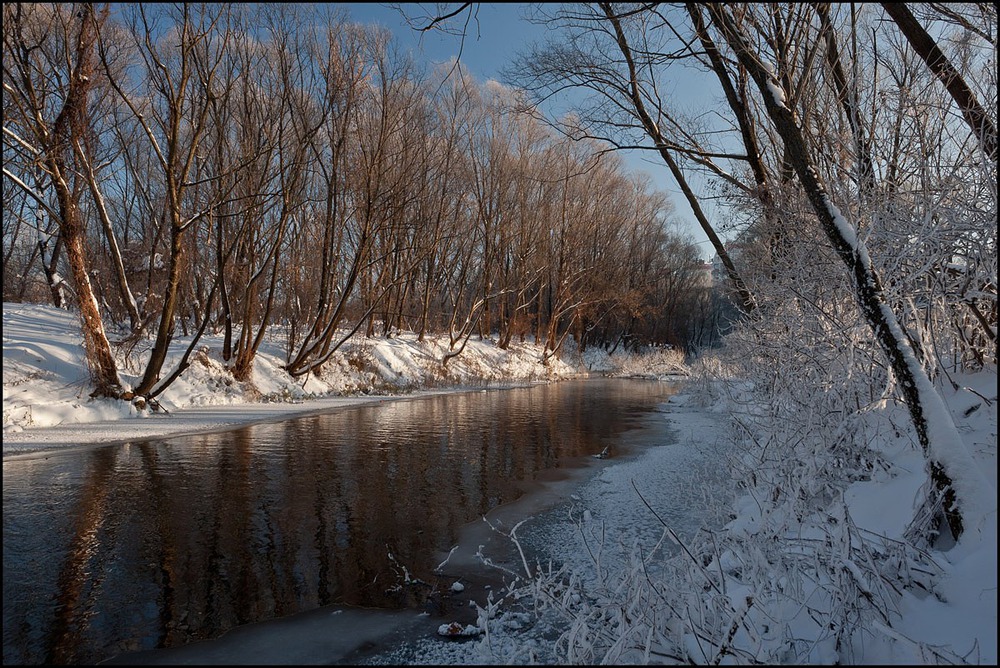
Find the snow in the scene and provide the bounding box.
[362,373,995,664]
[3,303,996,664]
[1,302,582,454]
[2,303,689,456]
[761,61,788,109]
[766,79,787,108]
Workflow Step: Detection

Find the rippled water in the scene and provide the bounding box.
[2,379,676,665]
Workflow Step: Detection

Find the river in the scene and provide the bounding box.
[3,379,680,665]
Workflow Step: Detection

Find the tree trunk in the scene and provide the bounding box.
[58,197,123,398]
[38,233,66,309]
[46,4,122,398]
[76,139,142,330]
[134,220,184,396]
[880,2,997,159]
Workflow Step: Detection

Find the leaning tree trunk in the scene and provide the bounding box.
[134,217,184,396]
[600,2,757,313]
[600,3,756,315]
[75,138,142,330]
[880,2,996,159]
[46,4,122,398]
[707,3,989,541]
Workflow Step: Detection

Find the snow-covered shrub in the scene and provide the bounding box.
[608,345,688,379]
[474,326,954,663]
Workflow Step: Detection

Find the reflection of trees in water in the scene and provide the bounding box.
[12,380,675,664]
[46,446,117,664]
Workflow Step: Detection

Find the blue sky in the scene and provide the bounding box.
[341,3,719,258]
[342,4,546,81]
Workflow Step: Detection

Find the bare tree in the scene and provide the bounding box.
[100,4,230,398]
[3,3,123,397]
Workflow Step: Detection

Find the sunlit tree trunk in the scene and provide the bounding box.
[6,4,123,397]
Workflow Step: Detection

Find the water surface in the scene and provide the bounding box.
[3,379,676,665]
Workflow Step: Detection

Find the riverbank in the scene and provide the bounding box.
[2,302,686,456]
[361,386,735,665]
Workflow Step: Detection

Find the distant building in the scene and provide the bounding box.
[710,254,728,286]
[694,261,714,287]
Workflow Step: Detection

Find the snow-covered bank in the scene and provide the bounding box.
[362,368,996,665]
[362,386,734,665]
[2,303,685,456]
[692,371,997,665]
